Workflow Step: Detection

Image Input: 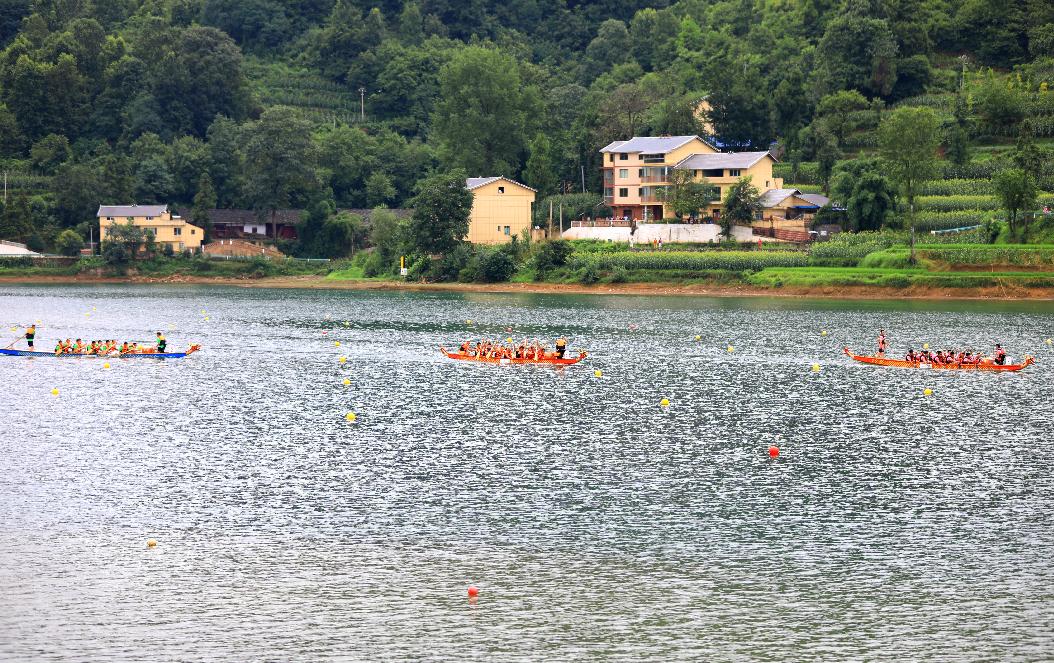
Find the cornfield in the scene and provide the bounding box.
[919,179,994,196]
[569,250,809,271]
[918,245,1054,266]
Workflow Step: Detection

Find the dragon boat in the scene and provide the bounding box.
[441,347,587,366]
[0,345,201,359]
[843,347,1034,371]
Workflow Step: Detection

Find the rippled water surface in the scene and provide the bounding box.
[1,284,1053,661]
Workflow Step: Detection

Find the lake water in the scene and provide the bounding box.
[1,285,1053,661]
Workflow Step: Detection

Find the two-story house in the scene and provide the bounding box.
[465,177,536,244]
[600,136,793,221]
[97,204,204,253]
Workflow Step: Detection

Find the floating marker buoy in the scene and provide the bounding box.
[1047,338,1052,345]
[345,412,357,422]
[821,330,828,336]
[594,369,602,378]
[924,388,933,396]
[694,335,702,341]
[322,330,328,335]
[660,397,670,407]
[342,378,351,386]
[811,363,820,372]
[506,337,513,343]
[204,317,210,322]
[334,341,340,347]
[344,321,349,326]
[103,363,110,369]
[201,309,206,314]
[146,539,157,548]
[727,345,734,353]
[338,356,346,364]
[923,343,929,350]
[92,307,96,311]
[466,319,473,324]
[768,446,779,458]
[467,586,479,598]
[50,388,59,396]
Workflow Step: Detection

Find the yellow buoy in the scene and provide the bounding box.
[1047,338,1053,345]
[92,306,96,311]
[811,363,820,372]
[204,317,210,322]
[694,335,702,341]
[923,343,929,350]
[344,321,349,327]
[466,319,473,324]
[50,388,59,396]
[821,330,828,336]
[660,397,670,407]
[342,378,351,386]
[201,309,206,314]
[594,369,602,378]
[345,412,357,422]
[334,341,341,347]
[146,539,157,548]
[727,345,734,353]
[338,356,347,364]
[103,362,111,369]
[924,388,933,396]
[506,337,513,343]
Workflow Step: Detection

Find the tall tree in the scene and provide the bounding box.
[432,46,540,177]
[404,169,471,256]
[816,12,898,97]
[243,107,318,238]
[992,168,1037,240]
[847,173,895,231]
[721,176,762,238]
[658,169,717,220]
[878,106,939,223]
[192,173,217,242]
[524,133,557,198]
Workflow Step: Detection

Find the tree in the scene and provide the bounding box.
[320,211,364,258]
[817,12,898,97]
[582,19,630,80]
[243,107,318,239]
[974,78,1025,133]
[55,228,84,256]
[1012,126,1045,181]
[404,170,472,256]
[365,171,396,208]
[657,169,717,220]
[29,134,71,174]
[815,129,841,196]
[721,177,762,238]
[992,168,1038,240]
[878,106,940,223]
[945,95,972,167]
[847,173,895,231]
[432,47,540,177]
[705,63,774,149]
[0,191,31,241]
[101,222,144,265]
[524,133,557,198]
[368,207,403,267]
[192,173,217,243]
[815,90,868,147]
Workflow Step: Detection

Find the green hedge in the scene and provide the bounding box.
[808,232,901,263]
[569,250,808,272]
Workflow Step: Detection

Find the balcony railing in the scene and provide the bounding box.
[640,174,668,183]
[639,195,662,203]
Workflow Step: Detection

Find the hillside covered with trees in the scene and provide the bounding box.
[1,0,1054,256]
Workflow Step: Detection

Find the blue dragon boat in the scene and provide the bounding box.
[0,345,201,359]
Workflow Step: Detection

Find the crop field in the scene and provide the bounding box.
[569,250,809,272]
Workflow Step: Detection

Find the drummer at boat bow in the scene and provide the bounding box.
[24,324,36,349]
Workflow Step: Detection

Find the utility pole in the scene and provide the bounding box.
[580,165,586,193]
[3,171,6,205]
[358,87,365,122]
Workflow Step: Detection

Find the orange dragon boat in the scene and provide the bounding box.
[843,347,1035,371]
[441,347,587,366]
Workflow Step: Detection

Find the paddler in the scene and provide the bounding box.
[877,329,887,356]
[120,341,130,354]
[23,323,36,350]
[994,344,1007,365]
[74,338,85,354]
[156,331,167,353]
[555,337,567,359]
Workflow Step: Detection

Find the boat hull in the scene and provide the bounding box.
[441,348,586,366]
[843,347,1034,371]
[0,346,200,359]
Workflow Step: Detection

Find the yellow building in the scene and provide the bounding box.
[599,136,788,221]
[465,177,536,244]
[96,204,204,253]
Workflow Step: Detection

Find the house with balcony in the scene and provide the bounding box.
[97,204,203,253]
[600,136,799,222]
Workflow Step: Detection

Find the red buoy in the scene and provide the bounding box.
[768,445,779,458]
[467,586,479,598]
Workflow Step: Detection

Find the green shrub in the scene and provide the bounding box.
[533,239,574,279]
[478,248,516,282]
[809,232,900,264]
[362,251,385,277]
[858,248,915,269]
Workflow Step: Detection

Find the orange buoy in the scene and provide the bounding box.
[467,586,479,598]
[768,445,779,458]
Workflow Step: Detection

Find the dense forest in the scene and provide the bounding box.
[1,0,1054,255]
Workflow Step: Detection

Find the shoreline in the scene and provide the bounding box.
[3,273,1054,301]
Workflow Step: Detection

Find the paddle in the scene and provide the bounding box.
[5,323,37,349]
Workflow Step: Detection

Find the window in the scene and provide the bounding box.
[603,187,613,198]
[106,216,113,221]
[619,153,628,160]
[619,169,628,178]
[728,169,741,177]
[146,216,154,220]
[765,180,770,187]
[498,186,505,193]
[504,226,511,236]
[609,154,614,163]
[618,188,629,197]
[190,229,195,235]
[638,169,644,177]
[715,187,722,198]
[173,227,182,236]
[693,171,700,178]
[642,153,664,164]
[703,169,722,177]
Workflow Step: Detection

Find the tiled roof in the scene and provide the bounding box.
[465,176,536,192]
[798,193,831,207]
[758,189,800,208]
[599,136,703,154]
[97,204,169,218]
[673,151,772,170]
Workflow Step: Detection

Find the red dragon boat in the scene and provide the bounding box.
[843,347,1035,371]
[441,347,587,366]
